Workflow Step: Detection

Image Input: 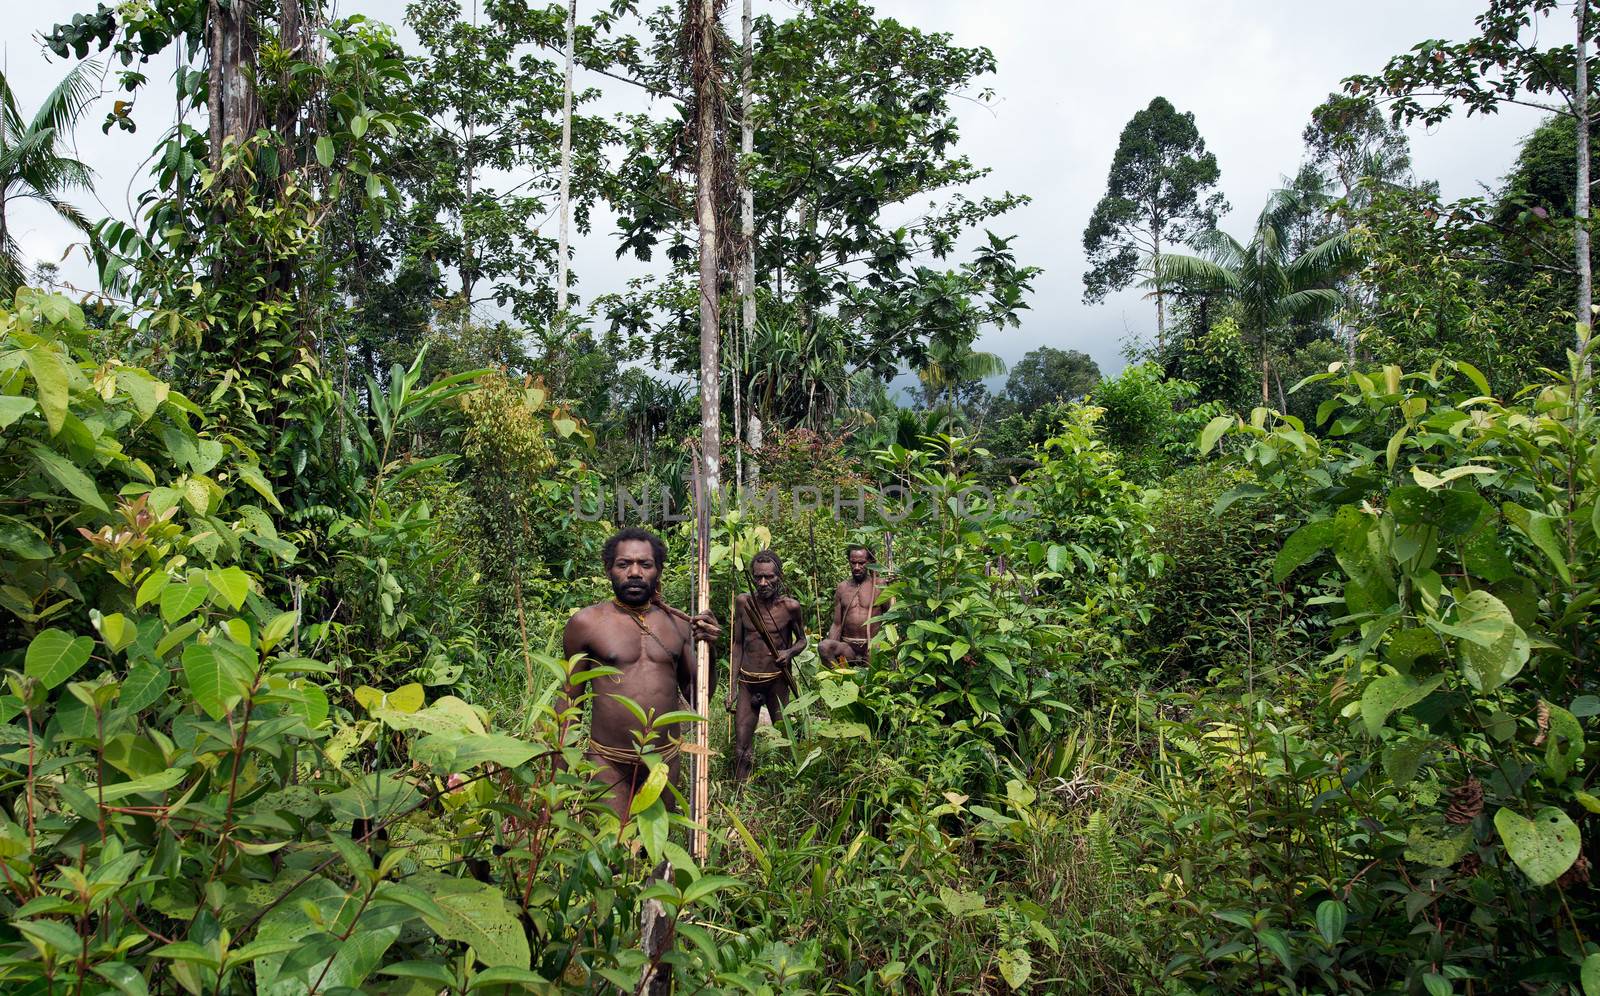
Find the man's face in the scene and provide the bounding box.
[848,549,870,582]
[608,540,661,606]
[752,561,778,600]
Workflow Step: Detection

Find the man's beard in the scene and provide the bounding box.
[754,583,778,602]
[612,577,657,606]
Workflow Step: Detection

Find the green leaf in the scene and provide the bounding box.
[96,612,137,654]
[1542,702,1584,781]
[0,395,37,428]
[1198,414,1233,456]
[25,628,94,689]
[255,878,400,996]
[1423,973,1452,996]
[413,732,537,773]
[1502,502,1572,584]
[1581,952,1600,996]
[135,571,170,608]
[1274,518,1343,583]
[181,639,256,719]
[1494,806,1580,886]
[997,946,1032,990]
[314,135,334,167]
[15,918,81,956]
[1315,899,1346,945]
[91,766,186,801]
[22,346,70,435]
[30,444,107,511]
[628,761,671,815]
[1360,673,1444,737]
[205,566,252,610]
[159,582,208,624]
[91,961,150,996]
[1256,927,1295,972]
[680,874,740,906]
[420,882,532,968]
[1448,590,1529,693]
[937,886,986,918]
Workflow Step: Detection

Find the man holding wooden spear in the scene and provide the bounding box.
[558,527,721,819]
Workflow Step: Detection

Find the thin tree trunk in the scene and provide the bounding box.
[689,0,720,867]
[556,0,576,319]
[1153,227,1165,351]
[740,0,759,485]
[1577,0,1593,377]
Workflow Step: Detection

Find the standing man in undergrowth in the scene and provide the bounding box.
[817,544,890,666]
[558,527,720,819]
[728,550,807,782]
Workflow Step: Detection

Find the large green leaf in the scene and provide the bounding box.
[254,877,401,996]
[1502,502,1572,584]
[1389,485,1488,536]
[416,879,532,969]
[1360,673,1444,737]
[0,395,37,429]
[120,662,170,713]
[1444,590,1528,693]
[29,444,107,512]
[159,582,208,624]
[412,732,537,773]
[22,345,70,435]
[1543,702,1585,781]
[25,628,94,689]
[181,639,256,719]
[1274,518,1343,583]
[1494,807,1580,886]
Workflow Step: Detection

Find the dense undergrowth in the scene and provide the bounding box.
[2,288,1595,994]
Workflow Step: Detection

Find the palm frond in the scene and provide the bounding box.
[1277,287,1344,321]
[1284,233,1356,288]
[1150,252,1240,294]
[29,61,101,142]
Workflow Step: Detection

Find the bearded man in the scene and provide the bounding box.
[817,544,889,666]
[727,550,807,782]
[558,527,720,819]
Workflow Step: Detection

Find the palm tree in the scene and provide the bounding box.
[0,62,99,297]
[916,339,1006,422]
[1153,188,1354,406]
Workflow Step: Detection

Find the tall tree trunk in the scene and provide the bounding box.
[1153,227,1165,351]
[208,0,258,171]
[689,0,721,867]
[740,0,759,485]
[1577,0,1593,377]
[556,0,576,319]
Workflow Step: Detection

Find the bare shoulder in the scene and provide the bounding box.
[833,580,852,596]
[566,602,606,632]
[781,596,804,614]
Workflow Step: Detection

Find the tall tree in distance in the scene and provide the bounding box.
[1000,346,1101,409]
[1082,96,1228,349]
[0,62,98,296]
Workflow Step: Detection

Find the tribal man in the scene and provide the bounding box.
[728,550,807,782]
[559,527,720,819]
[817,544,889,666]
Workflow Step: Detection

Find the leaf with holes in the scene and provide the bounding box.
[1494,807,1580,886]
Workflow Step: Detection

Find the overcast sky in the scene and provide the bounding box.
[4,1,1545,381]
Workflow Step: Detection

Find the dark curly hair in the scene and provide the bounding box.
[603,527,668,568]
[846,543,876,563]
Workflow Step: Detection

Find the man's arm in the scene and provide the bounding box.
[555,614,588,749]
[825,585,844,642]
[727,596,746,706]
[782,598,809,663]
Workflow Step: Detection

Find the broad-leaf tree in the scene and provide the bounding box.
[1082,96,1228,348]
[1345,0,1598,362]
[1001,346,1102,409]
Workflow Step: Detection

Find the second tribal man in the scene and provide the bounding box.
[817,544,889,666]
[728,550,807,781]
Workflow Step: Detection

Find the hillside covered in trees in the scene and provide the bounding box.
[0,1,1597,993]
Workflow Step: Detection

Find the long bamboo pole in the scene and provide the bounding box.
[556,0,576,318]
[689,0,723,866]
